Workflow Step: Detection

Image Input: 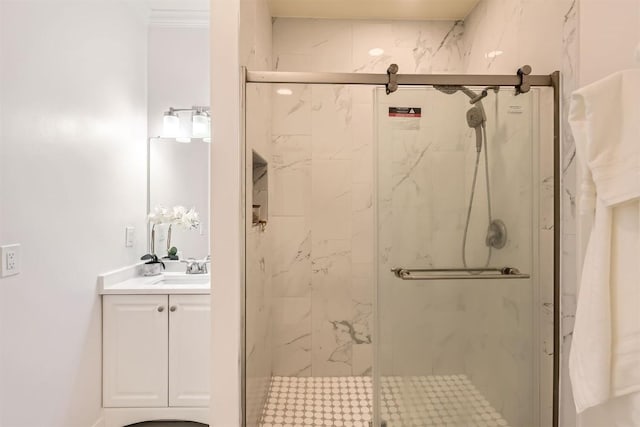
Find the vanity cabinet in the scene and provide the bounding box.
[103,294,210,409]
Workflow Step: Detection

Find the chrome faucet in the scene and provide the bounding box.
[181,255,210,274]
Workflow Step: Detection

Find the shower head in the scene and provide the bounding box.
[433,84,488,152]
[433,85,459,95]
[433,85,479,102]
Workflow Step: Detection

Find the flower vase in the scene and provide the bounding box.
[151,224,156,255]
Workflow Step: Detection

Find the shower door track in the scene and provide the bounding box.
[240,67,562,427]
[246,69,554,90]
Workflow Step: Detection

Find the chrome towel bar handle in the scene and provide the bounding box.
[390,267,530,280]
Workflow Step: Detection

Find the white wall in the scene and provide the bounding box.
[0,2,148,426]
[0,1,4,423]
[210,0,272,423]
[210,0,270,425]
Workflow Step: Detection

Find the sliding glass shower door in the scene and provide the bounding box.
[375,86,552,427]
[245,79,555,427]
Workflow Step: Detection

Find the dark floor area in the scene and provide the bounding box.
[127,422,208,427]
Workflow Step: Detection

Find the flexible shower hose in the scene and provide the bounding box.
[462,123,493,270]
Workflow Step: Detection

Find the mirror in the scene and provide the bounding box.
[148,137,209,260]
[146,22,210,261]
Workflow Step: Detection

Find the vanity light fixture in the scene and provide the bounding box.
[368,47,385,57]
[162,106,210,141]
[192,110,210,138]
[162,109,180,137]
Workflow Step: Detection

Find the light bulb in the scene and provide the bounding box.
[192,111,209,138]
[162,111,179,137]
[276,88,293,96]
[484,50,504,59]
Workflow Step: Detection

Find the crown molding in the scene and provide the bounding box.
[149,9,209,28]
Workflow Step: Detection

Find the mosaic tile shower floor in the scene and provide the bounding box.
[259,375,510,427]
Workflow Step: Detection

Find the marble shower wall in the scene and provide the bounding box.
[462,1,576,425]
[269,3,571,424]
[561,2,579,426]
[376,85,547,427]
[269,84,378,377]
[245,83,274,426]
[270,18,465,377]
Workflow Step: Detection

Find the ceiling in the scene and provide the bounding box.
[267,0,481,21]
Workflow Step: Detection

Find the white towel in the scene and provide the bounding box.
[569,69,640,414]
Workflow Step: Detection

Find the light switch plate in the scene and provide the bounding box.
[125,227,135,248]
[1,244,20,277]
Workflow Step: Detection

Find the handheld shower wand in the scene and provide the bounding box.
[433,84,507,269]
[434,85,487,152]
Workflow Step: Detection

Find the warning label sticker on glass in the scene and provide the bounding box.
[508,105,524,114]
[389,107,422,118]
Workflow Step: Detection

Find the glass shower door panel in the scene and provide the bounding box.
[375,87,535,427]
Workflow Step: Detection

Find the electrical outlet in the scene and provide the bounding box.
[125,227,135,247]
[1,244,20,277]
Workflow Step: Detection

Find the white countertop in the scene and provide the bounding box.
[98,263,210,295]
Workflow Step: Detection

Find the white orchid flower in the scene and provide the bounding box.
[172,205,187,219]
[148,205,171,224]
[182,208,200,230]
[148,205,199,229]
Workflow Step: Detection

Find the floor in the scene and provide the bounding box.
[259,375,510,427]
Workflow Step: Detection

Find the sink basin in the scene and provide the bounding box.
[152,273,210,286]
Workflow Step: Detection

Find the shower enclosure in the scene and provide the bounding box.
[243,67,559,427]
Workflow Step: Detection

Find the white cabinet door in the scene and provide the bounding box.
[168,294,210,407]
[103,295,169,408]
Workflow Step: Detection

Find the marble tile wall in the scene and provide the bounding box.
[462,1,576,425]
[270,84,376,377]
[376,86,546,427]
[560,1,579,426]
[268,3,572,425]
[270,18,466,378]
[245,82,275,426]
[273,19,465,74]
